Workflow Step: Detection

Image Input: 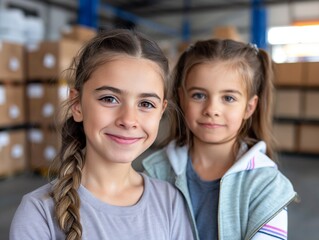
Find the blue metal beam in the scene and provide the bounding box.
[182,0,191,42]
[78,0,99,28]
[251,0,267,49]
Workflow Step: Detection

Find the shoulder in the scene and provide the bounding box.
[142,148,176,181]
[142,148,169,167]
[143,173,177,195]
[142,174,185,209]
[10,183,63,240]
[20,183,53,206]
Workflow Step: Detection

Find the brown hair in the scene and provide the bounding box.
[170,39,275,158]
[49,29,169,240]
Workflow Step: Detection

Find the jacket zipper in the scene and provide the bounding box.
[247,193,298,240]
[217,178,223,240]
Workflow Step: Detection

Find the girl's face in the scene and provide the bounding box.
[71,56,167,165]
[179,61,257,146]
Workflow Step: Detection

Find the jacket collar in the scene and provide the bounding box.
[165,140,277,177]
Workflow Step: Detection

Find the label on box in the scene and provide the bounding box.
[44,145,56,161]
[0,86,6,105]
[9,105,20,119]
[59,85,69,101]
[42,103,54,117]
[0,132,10,147]
[8,57,20,72]
[28,129,43,143]
[27,84,44,98]
[43,53,56,69]
[11,144,23,158]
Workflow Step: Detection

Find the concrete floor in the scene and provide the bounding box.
[0,153,318,240]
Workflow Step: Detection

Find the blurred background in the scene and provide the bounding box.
[0,0,319,239]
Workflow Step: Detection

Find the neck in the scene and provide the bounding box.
[190,138,237,180]
[81,158,143,206]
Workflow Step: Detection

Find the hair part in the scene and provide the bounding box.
[49,28,170,240]
[170,39,275,159]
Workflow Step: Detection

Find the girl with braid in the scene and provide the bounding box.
[143,39,298,240]
[10,29,194,240]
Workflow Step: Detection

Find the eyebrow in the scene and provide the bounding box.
[221,90,243,96]
[95,86,162,101]
[187,87,243,96]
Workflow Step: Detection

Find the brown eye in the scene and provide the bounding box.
[139,101,155,109]
[99,96,118,104]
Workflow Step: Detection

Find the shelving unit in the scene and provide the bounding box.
[273,62,319,154]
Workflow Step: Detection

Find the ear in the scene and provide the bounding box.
[161,99,168,115]
[69,88,83,122]
[244,95,258,119]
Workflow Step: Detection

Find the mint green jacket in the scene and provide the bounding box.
[142,141,297,240]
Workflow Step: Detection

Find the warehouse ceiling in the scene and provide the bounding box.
[20,0,319,41]
[98,0,319,41]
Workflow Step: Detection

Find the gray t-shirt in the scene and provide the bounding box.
[10,173,194,240]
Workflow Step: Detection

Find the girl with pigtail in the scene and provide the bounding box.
[10,29,194,240]
[143,39,298,240]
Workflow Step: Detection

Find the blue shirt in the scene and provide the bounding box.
[186,158,220,240]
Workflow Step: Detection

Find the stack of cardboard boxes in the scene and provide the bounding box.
[26,25,96,171]
[0,42,27,177]
[273,62,319,154]
[0,25,96,178]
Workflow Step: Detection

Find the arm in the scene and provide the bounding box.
[10,194,56,240]
[251,207,288,240]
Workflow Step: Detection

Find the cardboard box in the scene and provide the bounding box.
[273,123,297,151]
[28,127,60,169]
[0,131,10,176]
[274,62,304,86]
[299,124,319,153]
[0,84,26,127]
[274,89,302,118]
[0,130,26,176]
[26,39,83,80]
[305,62,319,86]
[213,26,241,41]
[304,91,319,119]
[0,41,25,81]
[62,25,96,43]
[8,130,27,173]
[27,82,69,126]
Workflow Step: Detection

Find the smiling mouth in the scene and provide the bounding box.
[199,123,224,129]
[106,134,142,144]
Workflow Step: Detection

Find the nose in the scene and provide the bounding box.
[115,104,138,129]
[203,99,220,117]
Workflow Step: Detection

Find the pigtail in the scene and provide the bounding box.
[50,117,86,240]
[170,50,191,147]
[250,49,275,158]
